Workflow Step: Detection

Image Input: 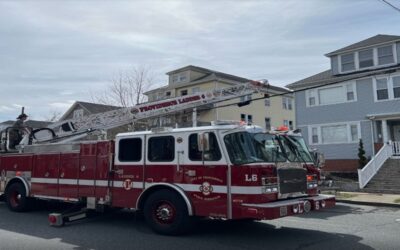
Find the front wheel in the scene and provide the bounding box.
[5,182,30,212]
[143,189,192,235]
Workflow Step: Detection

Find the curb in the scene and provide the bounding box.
[336,199,400,208]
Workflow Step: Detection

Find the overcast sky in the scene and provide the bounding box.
[0,0,399,121]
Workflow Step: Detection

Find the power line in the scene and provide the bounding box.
[379,0,400,13]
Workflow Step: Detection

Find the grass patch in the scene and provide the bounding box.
[394,198,400,204]
[336,193,358,199]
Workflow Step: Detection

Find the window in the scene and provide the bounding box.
[240,94,252,102]
[283,120,289,127]
[358,49,374,68]
[374,74,400,101]
[282,97,293,110]
[73,109,84,119]
[393,76,400,99]
[188,133,221,161]
[321,125,347,144]
[240,114,253,124]
[376,78,389,100]
[172,72,188,84]
[118,138,142,162]
[377,45,394,65]
[148,136,175,162]
[180,89,188,96]
[247,115,253,124]
[240,114,246,122]
[341,53,355,72]
[306,82,356,106]
[318,86,345,105]
[166,91,171,97]
[310,123,360,144]
[289,120,294,130]
[311,127,318,144]
[350,125,358,142]
[192,87,200,94]
[346,83,355,101]
[264,98,270,106]
[308,90,316,106]
[265,118,271,130]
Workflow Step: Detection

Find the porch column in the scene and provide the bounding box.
[382,119,388,143]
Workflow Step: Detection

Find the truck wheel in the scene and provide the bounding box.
[5,182,30,212]
[143,189,191,235]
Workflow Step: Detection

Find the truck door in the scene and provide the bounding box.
[182,132,228,218]
[111,135,145,208]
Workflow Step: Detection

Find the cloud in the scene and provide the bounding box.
[0,0,399,121]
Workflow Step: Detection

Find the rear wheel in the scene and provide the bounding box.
[6,182,30,212]
[143,189,192,235]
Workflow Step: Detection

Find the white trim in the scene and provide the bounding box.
[31,178,58,184]
[373,72,400,102]
[305,81,357,107]
[59,179,78,185]
[308,121,361,145]
[28,178,267,195]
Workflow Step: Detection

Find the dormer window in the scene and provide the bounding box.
[377,45,394,65]
[172,72,188,84]
[358,49,373,68]
[337,43,397,74]
[340,53,355,72]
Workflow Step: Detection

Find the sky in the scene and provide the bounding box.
[0,0,399,121]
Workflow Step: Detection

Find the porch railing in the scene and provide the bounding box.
[393,141,400,156]
[358,142,393,189]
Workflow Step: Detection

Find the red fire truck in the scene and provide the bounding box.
[0,82,335,235]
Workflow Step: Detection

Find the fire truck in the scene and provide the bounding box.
[0,81,335,235]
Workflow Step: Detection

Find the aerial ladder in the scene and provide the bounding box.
[0,80,270,152]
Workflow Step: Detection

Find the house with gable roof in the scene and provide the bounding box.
[145,65,295,130]
[59,101,126,139]
[287,34,400,173]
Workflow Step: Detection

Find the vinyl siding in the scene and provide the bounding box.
[296,75,400,161]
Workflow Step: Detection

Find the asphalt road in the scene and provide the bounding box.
[0,199,399,250]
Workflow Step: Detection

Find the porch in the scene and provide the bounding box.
[358,114,400,189]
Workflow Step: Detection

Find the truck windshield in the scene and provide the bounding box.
[223,132,286,165]
[279,135,314,163]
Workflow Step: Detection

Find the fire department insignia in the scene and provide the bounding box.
[199,182,213,196]
[123,179,132,190]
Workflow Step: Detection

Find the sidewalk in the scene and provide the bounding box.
[322,191,400,207]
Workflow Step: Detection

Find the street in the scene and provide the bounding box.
[0,200,399,250]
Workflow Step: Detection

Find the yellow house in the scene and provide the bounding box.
[144,65,295,130]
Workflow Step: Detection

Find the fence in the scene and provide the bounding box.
[358,142,393,189]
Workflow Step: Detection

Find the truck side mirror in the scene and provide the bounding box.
[198,132,210,152]
[311,149,325,168]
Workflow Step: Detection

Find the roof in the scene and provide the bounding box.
[146,65,290,95]
[60,101,122,121]
[326,34,400,56]
[167,65,250,82]
[286,65,400,90]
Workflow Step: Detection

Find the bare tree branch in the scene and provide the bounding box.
[90,65,156,107]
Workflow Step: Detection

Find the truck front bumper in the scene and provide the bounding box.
[240,194,335,220]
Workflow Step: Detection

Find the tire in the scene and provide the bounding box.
[5,182,30,212]
[143,189,192,235]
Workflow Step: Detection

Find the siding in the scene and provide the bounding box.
[295,76,400,161]
[298,120,373,159]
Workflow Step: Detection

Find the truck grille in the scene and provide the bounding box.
[278,167,307,194]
